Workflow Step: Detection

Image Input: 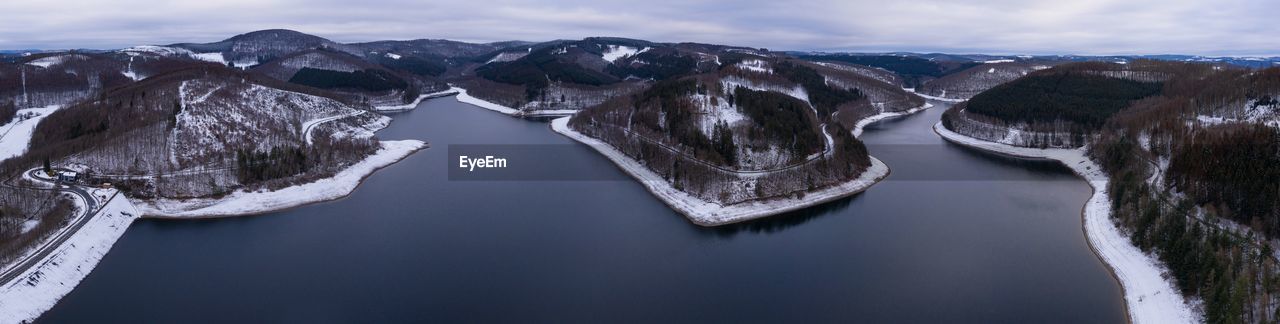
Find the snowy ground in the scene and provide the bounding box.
[374,89,459,112]
[934,122,1196,324]
[452,85,586,117]
[0,192,140,324]
[905,88,967,102]
[303,111,366,145]
[136,140,426,218]
[0,105,63,162]
[552,117,889,226]
[453,87,520,115]
[601,45,649,63]
[520,110,577,117]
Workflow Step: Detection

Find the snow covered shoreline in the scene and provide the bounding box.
[852,102,933,137]
[551,117,889,226]
[933,122,1195,324]
[0,140,424,322]
[904,89,967,103]
[0,193,140,324]
[137,140,426,218]
[453,87,520,115]
[375,89,459,112]
[452,87,577,118]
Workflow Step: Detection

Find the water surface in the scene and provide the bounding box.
[39,98,1125,323]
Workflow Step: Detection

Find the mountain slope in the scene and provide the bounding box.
[5,66,389,199]
[566,55,915,208]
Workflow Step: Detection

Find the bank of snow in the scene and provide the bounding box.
[0,193,140,324]
[453,87,580,117]
[137,140,426,218]
[904,88,967,102]
[453,87,520,115]
[0,105,62,162]
[552,117,889,226]
[933,122,1196,324]
[852,102,933,137]
[375,89,459,112]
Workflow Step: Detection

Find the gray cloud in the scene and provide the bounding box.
[1,0,1276,55]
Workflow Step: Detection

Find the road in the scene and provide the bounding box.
[303,111,366,145]
[0,169,106,287]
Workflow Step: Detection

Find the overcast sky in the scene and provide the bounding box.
[2,0,1276,56]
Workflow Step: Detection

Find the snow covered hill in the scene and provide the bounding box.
[14,66,393,200]
[562,56,920,221]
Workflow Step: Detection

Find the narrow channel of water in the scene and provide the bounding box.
[39,98,1124,323]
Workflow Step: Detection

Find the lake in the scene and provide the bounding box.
[38,98,1125,323]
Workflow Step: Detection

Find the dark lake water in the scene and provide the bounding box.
[38,98,1125,323]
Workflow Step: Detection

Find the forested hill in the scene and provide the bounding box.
[796,54,980,88]
[964,69,1165,129]
[944,58,1280,322]
[1090,65,1280,323]
[566,55,920,205]
[5,65,387,199]
[454,38,774,113]
[915,61,1058,100]
[941,61,1195,147]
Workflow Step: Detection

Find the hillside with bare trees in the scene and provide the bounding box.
[3,66,387,199]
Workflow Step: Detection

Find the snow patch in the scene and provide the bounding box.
[190,52,226,64]
[0,105,63,162]
[18,220,37,234]
[485,52,526,64]
[24,56,63,68]
[983,59,1015,63]
[601,45,648,63]
[385,53,401,60]
[121,45,192,57]
[721,76,809,104]
[735,59,772,73]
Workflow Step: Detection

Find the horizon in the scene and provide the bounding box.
[2,29,1278,59]
[3,0,1278,57]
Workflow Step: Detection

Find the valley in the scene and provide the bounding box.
[0,28,1276,323]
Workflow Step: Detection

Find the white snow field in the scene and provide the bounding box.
[0,192,140,324]
[933,122,1196,324]
[601,45,649,63]
[137,140,426,218]
[0,105,63,162]
[552,117,889,226]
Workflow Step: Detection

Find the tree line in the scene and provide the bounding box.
[288,67,408,92]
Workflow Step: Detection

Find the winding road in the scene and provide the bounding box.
[0,169,106,287]
[303,111,366,145]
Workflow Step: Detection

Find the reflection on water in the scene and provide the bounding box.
[702,193,860,238]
